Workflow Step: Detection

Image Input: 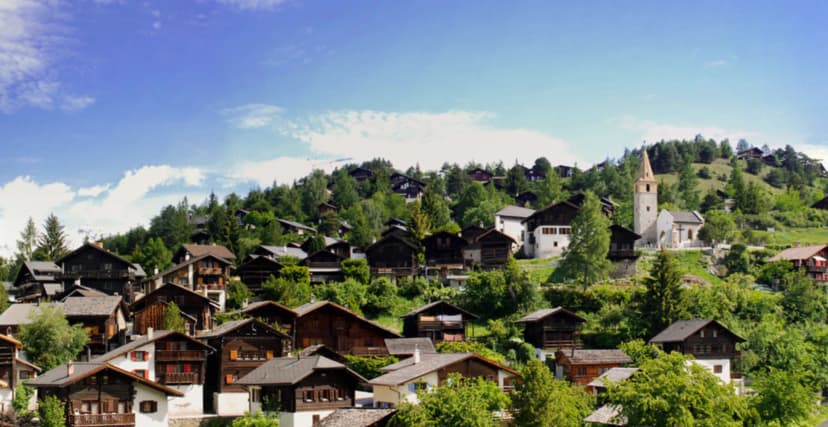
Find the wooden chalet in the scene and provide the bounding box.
[469,228,517,268]
[587,367,639,397]
[812,196,828,210]
[650,319,744,361]
[294,301,402,356]
[390,174,426,200]
[522,200,580,241]
[522,165,547,182]
[556,165,575,178]
[348,167,373,183]
[132,283,219,336]
[515,307,586,358]
[515,191,538,207]
[197,319,291,415]
[250,245,308,261]
[0,334,40,413]
[301,236,352,259]
[768,244,828,283]
[608,225,640,260]
[468,168,494,183]
[29,362,183,427]
[174,244,236,265]
[365,234,418,278]
[56,243,146,302]
[554,349,632,385]
[762,153,780,167]
[11,260,61,302]
[460,225,486,244]
[238,355,367,425]
[276,218,317,236]
[239,301,298,338]
[422,231,468,276]
[303,250,346,283]
[144,254,232,298]
[318,202,338,216]
[737,147,764,160]
[401,301,478,343]
[234,256,283,292]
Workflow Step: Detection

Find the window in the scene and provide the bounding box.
[699,330,705,338]
[559,227,571,235]
[251,388,261,403]
[320,389,331,402]
[131,351,148,361]
[713,365,723,374]
[576,367,587,377]
[687,229,693,240]
[335,388,346,401]
[225,374,238,384]
[303,390,315,402]
[646,206,651,212]
[133,369,148,379]
[712,329,718,338]
[553,242,558,247]
[646,184,650,192]
[139,401,157,413]
[19,371,30,380]
[103,263,112,272]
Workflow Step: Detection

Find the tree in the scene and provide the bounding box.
[341,259,370,285]
[231,411,280,427]
[344,354,399,380]
[331,172,360,210]
[35,214,69,261]
[607,352,750,427]
[780,270,825,324]
[556,192,611,288]
[505,164,529,195]
[619,339,661,365]
[163,302,186,333]
[698,210,736,244]
[12,383,32,415]
[131,237,172,274]
[38,395,66,427]
[421,185,453,232]
[19,305,88,370]
[736,139,750,153]
[720,139,733,159]
[511,359,593,427]
[534,171,562,207]
[750,369,816,426]
[261,271,311,308]
[636,250,688,338]
[226,281,252,310]
[16,217,37,261]
[677,160,700,210]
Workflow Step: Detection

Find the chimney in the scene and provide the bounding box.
[147,327,154,339]
[413,345,421,364]
[66,362,74,377]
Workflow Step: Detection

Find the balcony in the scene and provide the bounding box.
[155,350,205,361]
[69,413,134,427]
[196,283,224,291]
[418,320,464,330]
[350,346,388,356]
[160,372,199,384]
[59,270,133,280]
[198,267,223,276]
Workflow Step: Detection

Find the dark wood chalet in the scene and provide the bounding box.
[12,260,61,301]
[349,167,373,183]
[365,234,418,278]
[523,165,547,182]
[554,349,632,385]
[0,334,40,412]
[56,243,146,302]
[239,301,298,338]
[318,202,338,216]
[303,250,346,283]
[516,191,538,207]
[401,301,478,343]
[608,225,641,260]
[132,283,219,335]
[737,147,764,159]
[474,228,517,268]
[294,301,402,356]
[174,244,237,265]
[522,200,580,243]
[28,362,183,427]
[250,244,309,261]
[63,296,129,357]
[198,319,291,412]
[468,168,494,183]
[144,254,232,297]
[768,245,828,283]
[515,307,586,354]
[233,256,283,292]
[556,165,575,178]
[649,319,745,361]
[237,355,367,422]
[390,174,426,199]
[275,218,317,236]
[460,225,486,244]
[422,231,468,275]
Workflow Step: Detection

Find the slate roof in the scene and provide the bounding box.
[401,300,479,319]
[23,261,60,281]
[62,296,124,317]
[558,349,632,365]
[150,253,232,280]
[649,319,745,343]
[28,362,183,396]
[318,409,397,427]
[132,282,220,310]
[276,218,318,233]
[515,307,586,323]
[240,300,297,315]
[384,338,436,356]
[92,330,213,363]
[495,205,535,219]
[370,353,519,386]
[61,284,107,299]
[180,244,237,261]
[667,211,704,224]
[587,367,639,389]
[259,245,309,260]
[292,301,402,338]
[196,318,289,340]
[296,344,349,364]
[584,404,626,426]
[236,355,366,386]
[769,244,828,262]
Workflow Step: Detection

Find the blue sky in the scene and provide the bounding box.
[1,0,827,254]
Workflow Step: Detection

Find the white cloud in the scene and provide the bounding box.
[61,95,95,111]
[704,59,728,69]
[618,116,761,144]
[0,176,75,256]
[77,183,110,197]
[216,0,289,11]
[222,103,284,129]
[797,144,828,169]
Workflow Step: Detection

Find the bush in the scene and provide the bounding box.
[38,396,65,427]
[341,259,370,285]
[231,411,280,427]
[344,355,399,379]
[697,166,712,179]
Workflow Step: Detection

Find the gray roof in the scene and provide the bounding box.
[180,244,237,261]
[197,318,288,339]
[237,355,366,386]
[0,303,61,327]
[587,367,639,389]
[240,300,297,315]
[23,261,60,281]
[558,349,632,365]
[515,307,585,323]
[649,319,712,343]
[667,211,704,224]
[150,253,232,280]
[276,218,317,233]
[62,296,124,317]
[293,301,402,338]
[769,245,828,262]
[584,405,626,426]
[318,409,397,427]
[401,300,479,319]
[92,330,213,363]
[260,246,308,260]
[370,353,517,386]
[28,362,183,396]
[384,338,436,356]
[495,205,535,219]
[43,283,62,296]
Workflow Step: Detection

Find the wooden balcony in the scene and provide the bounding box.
[69,413,134,427]
[160,372,199,384]
[155,350,205,361]
[196,283,224,291]
[59,270,133,280]
[198,267,224,275]
[418,320,464,330]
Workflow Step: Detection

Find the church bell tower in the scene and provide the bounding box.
[634,148,658,247]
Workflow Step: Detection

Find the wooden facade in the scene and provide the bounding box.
[153,334,211,386]
[239,301,298,337]
[234,256,282,292]
[57,243,143,301]
[260,369,357,414]
[554,350,632,385]
[608,225,641,260]
[294,302,401,356]
[650,320,744,361]
[303,250,345,283]
[132,283,217,335]
[468,168,493,183]
[365,234,418,278]
[475,229,516,267]
[516,308,585,352]
[401,301,478,344]
[153,254,231,293]
[423,232,467,268]
[349,167,373,183]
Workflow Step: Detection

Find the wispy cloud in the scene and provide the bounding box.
[617,116,760,144]
[222,103,284,129]
[77,183,110,197]
[704,59,728,69]
[216,0,289,11]
[61,95,96,111]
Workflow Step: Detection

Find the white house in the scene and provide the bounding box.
[369,351,519,407]
[91,328,214,417]
[656,211,705,249]
[494,205,534,250]
[522,194,615,259]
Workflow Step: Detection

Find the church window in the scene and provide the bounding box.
[646,184,650,192]
[646,206,650,212]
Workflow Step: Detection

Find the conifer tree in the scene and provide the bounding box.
[557,192,611,288]
[677,160,700,210]
[35,214,69,261]
[16,217,37,261]
[636,250,688,337]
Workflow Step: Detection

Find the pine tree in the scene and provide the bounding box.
[35,214,69,261]
[677,160,700,210]
[637,250,688,337]
[557,192,611,288]
[511,359,594,427]
[16,217,37,261]
[421,185,452,231]
[534,171,562,207]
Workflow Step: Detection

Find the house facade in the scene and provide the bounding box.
[553,349,632,385]
[494,205,534,250]
[132,283,219,336]
[56,243,146,302]
[768,244,828,283]
[144,254,232,311]
[0,335,39,413]
[656,210,705,249]
[401,301,478,344]
[515,307,585,360]
[294,301,401,356]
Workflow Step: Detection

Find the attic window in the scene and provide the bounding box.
[700,330,705,338]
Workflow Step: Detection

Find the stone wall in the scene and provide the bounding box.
[170,415,236,427]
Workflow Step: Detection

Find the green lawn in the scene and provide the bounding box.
[517,257,557,283]
[765,228,828,247]
[637,249,723,286]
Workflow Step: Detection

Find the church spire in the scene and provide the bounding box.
[636,148,656,183]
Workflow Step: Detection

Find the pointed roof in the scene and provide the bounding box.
[236,354,366,386]
[28,362,183,396]
[636,149,656,183]
[649,319,745,343]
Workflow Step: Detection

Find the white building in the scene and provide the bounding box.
[522,194,615,259]
[494,205,534,250]
[90,328,214,417]
[656,210,705,249]
[369,351,519,407]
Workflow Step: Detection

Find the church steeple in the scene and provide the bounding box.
[633,147,658,247]
[636,148,656,184]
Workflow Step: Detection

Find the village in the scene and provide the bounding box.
[1,142,828,427]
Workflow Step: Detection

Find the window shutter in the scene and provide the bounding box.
[229,350,238,361]
[143,352,149,361]
[130,352,136,361]
[225,374,234,384]
[144,370,150,379]
[166,364,175,373]
[183,364,192,373]
[266,351,274,360]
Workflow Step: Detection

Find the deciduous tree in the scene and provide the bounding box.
[511,359,593,427]
[19,305,88,370]
[557,192,611,288]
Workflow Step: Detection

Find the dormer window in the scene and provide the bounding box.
[699,329,705,338]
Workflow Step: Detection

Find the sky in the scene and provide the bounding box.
[1,0,827,255]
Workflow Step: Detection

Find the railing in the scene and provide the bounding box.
[418,320,464,330]
[350,346,387,356]
[87,334,107,345]
[155,350,205,361]
[58,270,133,280]
[307,261,341,268]
[69,413,134,427]
[196,283,224,291]
[160,372,199,384]
[198,267,223,275]
[541,340,582,349]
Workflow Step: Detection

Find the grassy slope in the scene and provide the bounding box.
[655,158,783,194]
